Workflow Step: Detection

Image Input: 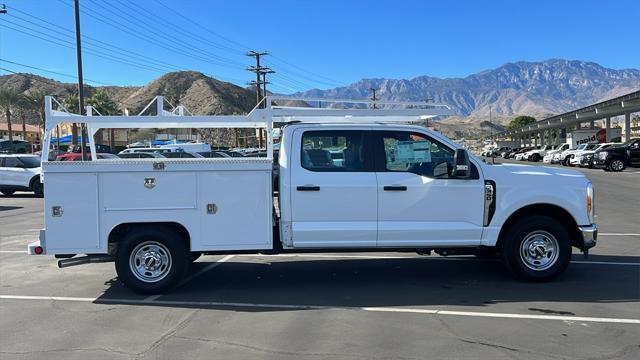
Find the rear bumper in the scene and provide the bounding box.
[578,224,598,250]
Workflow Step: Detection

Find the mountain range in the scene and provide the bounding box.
[1,59,638,138]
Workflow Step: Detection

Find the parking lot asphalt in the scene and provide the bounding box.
[1,161,639,360]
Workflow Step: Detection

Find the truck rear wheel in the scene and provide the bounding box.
[608,159,625,172]
[502,216,571,282]
[115,227,188,294]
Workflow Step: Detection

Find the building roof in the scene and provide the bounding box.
[0,122,41,132]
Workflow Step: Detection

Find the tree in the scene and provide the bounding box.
[0,89,26,151]
[62,96,80,145]
[17,95,39,143]
[24,91,48,131]
[88,90,120,148]
[508,115,536,129]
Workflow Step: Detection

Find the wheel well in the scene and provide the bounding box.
[29,175,40,189]
[108,222,191,254]
[496,204,582,250]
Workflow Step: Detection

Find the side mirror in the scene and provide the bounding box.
[452,149,471,179]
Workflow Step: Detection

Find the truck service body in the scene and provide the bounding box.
[29,96,598,293]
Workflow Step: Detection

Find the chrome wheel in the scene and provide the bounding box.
[129,241,173,283]
[611,160,624,172]
[519,231,559,271]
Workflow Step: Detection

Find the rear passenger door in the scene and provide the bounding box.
[290,129,378,248]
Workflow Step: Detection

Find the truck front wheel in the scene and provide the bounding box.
[115,227,188,294]
[502,216,571,282]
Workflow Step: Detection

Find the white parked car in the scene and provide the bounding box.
[559,143,590,166]
[29,96,598,294]
[576,143,618,168]
[0,154,43,197]
[526,145,554,162]
[568,143,599,166]
[543,144,570,163]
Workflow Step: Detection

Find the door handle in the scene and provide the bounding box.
[383,185,407,191]
[297,185,320,191]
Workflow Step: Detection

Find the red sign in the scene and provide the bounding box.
[596,128,606,143]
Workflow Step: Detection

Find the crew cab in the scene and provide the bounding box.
[29,96,598,294]
[525,145,553,162]
[593,138,640,172]
[577,143,617,168]
[0,154,43,196]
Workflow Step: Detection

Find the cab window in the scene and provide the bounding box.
[376,131,478,179]
[301,131,369,172]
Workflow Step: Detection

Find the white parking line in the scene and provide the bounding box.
[1,294,638,325]
[0,250,27,254]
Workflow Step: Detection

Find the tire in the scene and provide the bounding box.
[531,154,540,162]
[0,188,15,196]
[31,180,44,198]
[115,227,189,294]
[501,215,571,282]
[609,159,625,172]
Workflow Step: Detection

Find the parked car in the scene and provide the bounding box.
[559,143,592,166]
[543,144,570,163]
[117,152,167,159]
[0,154,43,196]
[515,147,538,161]
[68,144,113,154]
[577,143,617,168]
[593,138,640,172]
[0,140,31,154]
[162,152,204,159]
[198,151,232,158]
[526,145,553,162]
[56,153,120,161]
[568,143,599,166]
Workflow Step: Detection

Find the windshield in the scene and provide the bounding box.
[577,144,587,150]
[620,139,638,147]
[585,144,598,150]
[18,156,41,168]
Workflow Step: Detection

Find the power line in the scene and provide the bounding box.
[0,58,116,86]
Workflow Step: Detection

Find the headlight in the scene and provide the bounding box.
[587,182,594,223]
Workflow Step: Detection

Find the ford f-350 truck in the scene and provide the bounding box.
[29,96,597,294]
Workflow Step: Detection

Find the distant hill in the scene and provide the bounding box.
[1,59,638,139]
[0,71,255,119]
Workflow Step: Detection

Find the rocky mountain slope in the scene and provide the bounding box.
[295,59,640,118]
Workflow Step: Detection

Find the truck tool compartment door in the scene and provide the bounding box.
[290,129,377,248]
[374,131,484,247]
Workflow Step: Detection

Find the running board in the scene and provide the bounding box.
[58,255,114,268]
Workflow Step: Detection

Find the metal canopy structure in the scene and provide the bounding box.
[42,95,452,161]
[492,90,640,146]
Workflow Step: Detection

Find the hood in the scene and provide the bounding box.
[483,162,587,182]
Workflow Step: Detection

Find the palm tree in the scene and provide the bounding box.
[62,96,80,145]
[0,89,25,151]
[24,91,48,131]
[88,90,120,148]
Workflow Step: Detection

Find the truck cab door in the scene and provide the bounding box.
[373,131,485,247]
[289,129,377,248]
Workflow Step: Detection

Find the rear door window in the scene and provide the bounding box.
[301,130,371,172]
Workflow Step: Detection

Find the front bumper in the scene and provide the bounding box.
[578,224,598,250]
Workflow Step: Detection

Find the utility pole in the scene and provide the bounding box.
[246,51,270,148]
[370,88,378,109]
[73,0,87,160]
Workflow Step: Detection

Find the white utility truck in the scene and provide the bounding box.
[29,96,598,294]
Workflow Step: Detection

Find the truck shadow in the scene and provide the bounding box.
[95,254,640,312]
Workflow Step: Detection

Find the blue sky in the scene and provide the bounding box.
[1,0,638,93]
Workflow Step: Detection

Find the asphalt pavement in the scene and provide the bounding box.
[1,160,639,359]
